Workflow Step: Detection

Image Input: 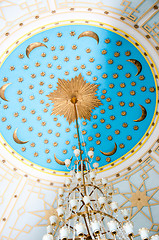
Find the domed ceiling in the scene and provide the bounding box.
[0,0,158,240]
[0,24,157,171]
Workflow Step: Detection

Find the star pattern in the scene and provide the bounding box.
[120,180,159,221]
[30,201,58,227]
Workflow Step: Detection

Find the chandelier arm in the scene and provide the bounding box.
[66,224,74,230]
[75,159,90,164]
[61,210,121,224]
[68,184,105,197]
[68,186,84,198]
[89,190,94,197]
[87,184,105,196]
[60,210,122,237]
[79,203,84,211]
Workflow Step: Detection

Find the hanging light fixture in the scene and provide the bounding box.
[42,145,159,240]
[42,75,159,240]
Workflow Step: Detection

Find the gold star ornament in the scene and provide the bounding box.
[47,74,102,124]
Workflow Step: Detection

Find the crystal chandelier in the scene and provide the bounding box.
[42,90,159,240]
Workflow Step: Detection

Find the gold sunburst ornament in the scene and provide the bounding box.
[47,74,102,124]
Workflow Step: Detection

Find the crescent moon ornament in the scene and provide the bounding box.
[133,104,147,122]
[13,128,29,144]
[78,31,99,44]
[54,154,73,166]
[100,143,117,156]
[0,83,12,101]
[26,42,47,58]
[127,59,142,76]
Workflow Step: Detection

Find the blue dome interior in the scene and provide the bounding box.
[0,25,156,171]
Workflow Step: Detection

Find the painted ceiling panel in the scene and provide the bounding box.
[0,24,157,171]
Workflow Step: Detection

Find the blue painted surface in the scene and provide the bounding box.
[0,25,156,171]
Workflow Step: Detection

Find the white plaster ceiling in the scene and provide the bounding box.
[0,0,158,239]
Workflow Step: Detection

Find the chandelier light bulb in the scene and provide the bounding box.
[107,187,113,195]
[123,222,134,237]
[107,196,112,204]
[70,199,78,210]
[90,171,96,181]
[65,159,71,167]
[75,223,86,237]
[47,225,53,234]
[60,227,69,240]
[93,162,99,169]
[121,209,129,220]
[91,220,100,235]
[76,172,82,181]
[69,170,75,177]
[70,170,74,176]
[101,178,108,186]
[107,220,117,235]
[74,149,80,157]
[151,235,159,240]
[49,215,57,226]
[83,195,91,207]
[58,198,64,207]
[42,234,54,240]
[66,178,72,187]
[110,201,118,212]
[139,228,149,240]
[57,207,65,218]
[88,150,94,158]
[98,196,106,207]
[58,188,64,197]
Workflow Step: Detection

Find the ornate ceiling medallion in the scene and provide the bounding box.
[47,74,102,124]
